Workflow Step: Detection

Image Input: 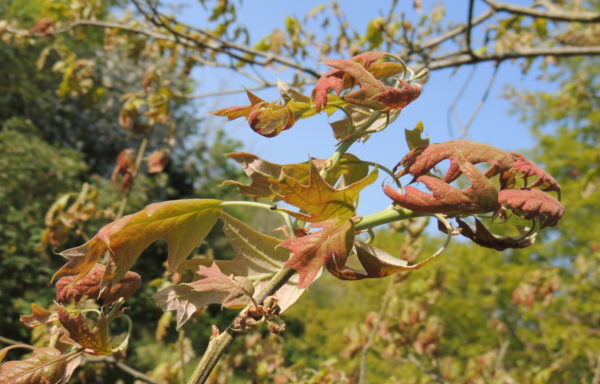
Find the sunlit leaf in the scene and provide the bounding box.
[54,199,222,288]
[281,220,355,288]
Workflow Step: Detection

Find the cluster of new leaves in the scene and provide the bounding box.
[213,51,421,139]
[0,263,141,382]
[384,139,565,250]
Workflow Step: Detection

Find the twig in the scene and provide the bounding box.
[483,0,600,22]
[466,0,478,58]
[592,354,600,384]
[460,62,500,137]
[0,335,24,345]
[447,65,477,137]
[186,267,296,384]
[425,45,600,71]
[418,8,495,51]
[358,277,395,384]
[86,355,161,384]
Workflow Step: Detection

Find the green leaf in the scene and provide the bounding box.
[279,162,378,222]
[405,121,429,150]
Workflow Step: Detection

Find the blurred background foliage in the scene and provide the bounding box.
[0,0,598,383]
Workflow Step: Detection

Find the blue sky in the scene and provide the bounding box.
[170,0,556,215]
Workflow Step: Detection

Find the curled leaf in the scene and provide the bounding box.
[440,218,536,251]
[54,199,222,289]
[498,189,565,228]
[111,149,136,192]
[511,152,561,197]
[321,58,421,112]
[384,155,498,214]
[397,140,514,183]
[147,149,170,174]
[57,306,113,355]
[55,263,141,305]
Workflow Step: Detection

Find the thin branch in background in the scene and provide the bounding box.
[86,355,161,384]
[466,0,478,58]
[483,0,600,22]
[184,83,276,99]
[358,277,395,384]
[447,65,477,137]
[460,62,500,137]
[0,335,24,345]
[178,330,186,384]
[593,354,600,384]
[418,8,495,52]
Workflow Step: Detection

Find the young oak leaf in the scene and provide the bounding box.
[53,199,222,289]
[405,121,429,150]
[281,220,355,288]
[186,263,255,308]
[498,189,565,228]
[57,306,113,355]
[278,162,378,222]
[55,264,141,305]
[397,140,514,183]
[212,89,265,120]
[384,155,498,214]
[440,218,536,251]
[511,152,561,198]
[313,51,408,112]
[20,304,57,328]
[322,59,421,112]
[0,347,70,384]
[223,152,314,199]
[329,104,400,142]
[156,212,304,328]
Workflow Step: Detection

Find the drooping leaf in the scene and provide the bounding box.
[498,189,565,227]
[147,149,170,174]
[441,218,536,251]
[355,241,436,276]
[405,121,429,150]
[279,162,378,222]
[511,152,561,197]
[20,304,57,328]
[397,140,514,183]
[281,220,355,288]
[54,199,222,288]
[329,104,399,141]
[57,306,113,355]
[156,212,304,328]
[384,155,498,214]
[0,347,70,384]
[55,264,141,305]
